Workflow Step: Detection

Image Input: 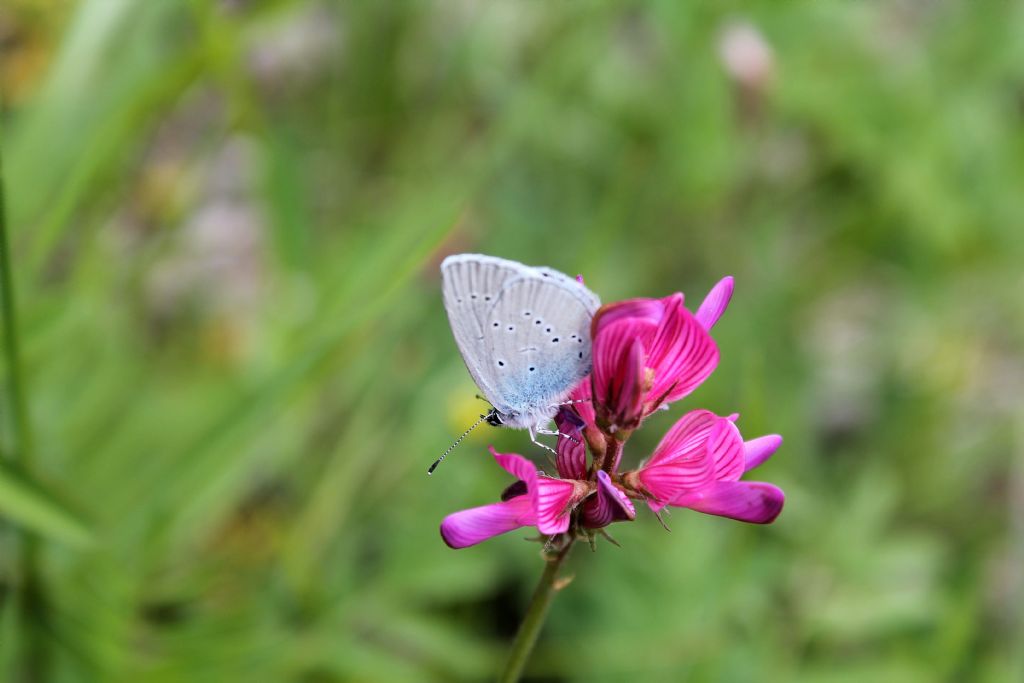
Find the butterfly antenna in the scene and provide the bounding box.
[428,412,490,475]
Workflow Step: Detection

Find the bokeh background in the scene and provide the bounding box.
[1,1,1022,681]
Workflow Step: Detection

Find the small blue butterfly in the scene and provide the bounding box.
[430,254,600,473]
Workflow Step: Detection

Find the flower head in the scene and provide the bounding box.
[589,279,730,435]
[440,447,591,549]
[439,276,784,549]
[623,410,784,523]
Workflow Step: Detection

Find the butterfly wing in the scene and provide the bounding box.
[485,273,599,419]
[441,254,531,406]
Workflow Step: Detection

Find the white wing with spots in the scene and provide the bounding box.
[441,254,600,425]
[441,254,532,408]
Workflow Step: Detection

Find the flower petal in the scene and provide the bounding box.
[582,470,636,528]
[555,409,587,480]
[439,496,536,548]
[646,295,719,405]
[567,379,596,429]
[591,298,663,340]
[592,323,647,430]
[535,477,585,534]
[671,481,785,524]
[645,410,718,468]
[639,411,747,510]
[743,434,783,472]
[708,418,745,482]
[695,276,734,330]
[491,448,539,505]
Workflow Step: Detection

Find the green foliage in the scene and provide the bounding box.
[1,0,1022,680]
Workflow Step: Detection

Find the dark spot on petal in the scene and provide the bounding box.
[529,367,535,372]
[501,480,529,501]
[493,322,499,327]
[497,360,505,367]
[552,338,559,343]
[545,327,551,333]
[578,351,583,359]
[508,326,514,331]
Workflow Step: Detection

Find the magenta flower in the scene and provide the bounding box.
[622,410,784,523]
[439,275,784,551]
[581,470,636,527]
[589,279,730,435]
[440,447,592,548]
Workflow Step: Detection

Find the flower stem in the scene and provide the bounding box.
[602,437,623,474]
[498,538,575,683]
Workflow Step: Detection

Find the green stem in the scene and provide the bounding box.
[0,103,46,682]
[498,538,575,683]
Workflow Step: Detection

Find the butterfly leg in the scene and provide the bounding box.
[534,426,581,445]
[527,425,559,457]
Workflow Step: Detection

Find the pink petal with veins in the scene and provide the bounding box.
[591,298,663,340]
[695,276,734,330]
[638,411,742,510]
[646,295,719,406]
[645,410,718,468]
[567,379,596,429]
[439,496,536,548]
[671,481,785,524]
[591,323,646,429]
[534,477,583,535]
[555,409,587,480]
[583,470,636,528]
[708,419,745,482]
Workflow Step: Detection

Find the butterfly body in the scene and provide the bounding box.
[441,254,600,432]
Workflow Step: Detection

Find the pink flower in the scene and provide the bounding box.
[589,278,731,434]
[440,447,592,549]
[581,470,636,528]
[439,275,783,550]
[623,409,784,524]
[554,407,587,480]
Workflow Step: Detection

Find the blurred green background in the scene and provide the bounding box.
[1,1,1022,681]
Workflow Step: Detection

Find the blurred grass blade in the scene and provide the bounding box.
[0,461,92,548]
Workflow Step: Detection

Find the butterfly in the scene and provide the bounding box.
[429,254,600,473]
